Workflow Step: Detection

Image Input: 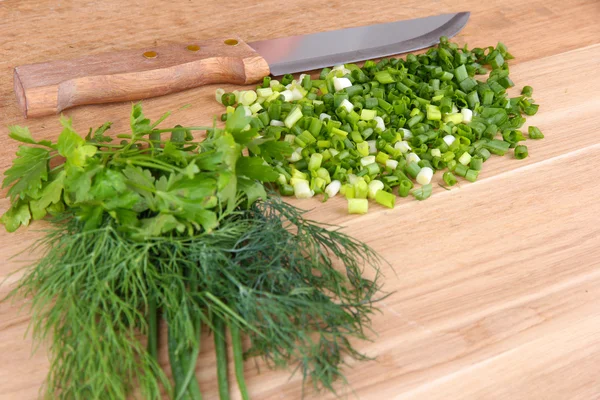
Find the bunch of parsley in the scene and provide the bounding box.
[1,104,383,399]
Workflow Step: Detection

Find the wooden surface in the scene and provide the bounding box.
[14,36,269,117]
[1,0,600,399]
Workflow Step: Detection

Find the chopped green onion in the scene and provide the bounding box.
[348,198,368,214]
[375,190,395,208]
[215,88,226,104]
[443,171,457,186]
[360,109,377,121]
[454,163,468,177]
[405,162,421,179]
[484,139,511,156]
[412,184,433,201]
[514,145,528,159]
[239,90,258,106]
[465,169,479,182]
[221,92,236,107]
[470,156,483,171]
[214,38,542,214]
[284,106,303,128]
[521,86,533,97]
[398,180,413,197]
[528,126,544,139]
[308,153,323,171]
[458,152,472,166]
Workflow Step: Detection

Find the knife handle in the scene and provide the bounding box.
[13,36,270,118]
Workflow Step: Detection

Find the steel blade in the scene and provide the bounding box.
[249,12,469,76]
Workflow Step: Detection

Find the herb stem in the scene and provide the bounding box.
[214,317,230,400]
[168,321,191,400]
[230,323,249,400]
[147,296,158,360]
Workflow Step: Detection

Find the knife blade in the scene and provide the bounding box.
[250,12,470,76]
[13,12,469,118]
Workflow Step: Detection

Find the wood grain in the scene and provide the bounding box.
[14,37,269,117]
[0,0,599,399]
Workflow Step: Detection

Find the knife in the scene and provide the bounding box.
[13,12,469,118]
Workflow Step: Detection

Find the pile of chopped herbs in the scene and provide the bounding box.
[216,36,543,213]
[1,104,383,399]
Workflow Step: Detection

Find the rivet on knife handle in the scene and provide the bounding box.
[13,36,270,118]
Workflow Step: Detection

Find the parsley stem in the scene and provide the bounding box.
[168,322,190,400]
[120,160,178,173]
[214,317,230,400]
[147,297,158,360]
[230,323,249,400]
[177,319,202,400]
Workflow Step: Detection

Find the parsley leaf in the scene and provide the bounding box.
[225,106,251,135]
[130,103,152,134]
[58,117,97,167]
[237,176,267,205]
[9,126,53,147]
[2,145,50,201]
[236,157,279,182]
[0,201,31,232]
[85,122,113,143]
[30,170,66,220]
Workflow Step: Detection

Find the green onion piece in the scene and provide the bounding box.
[521,85,533,97]
[455,64,468,82]
[482,90,494,106]
[375,152,389,165]
[458,152,472,166]
[454,163,468,177]
[348,198,368,214]
[470,156,483,171]
[345,185,355,199]
[319,67,331,80]
[360,109,377,121]
[465,169,479,182]
[308,153,323,171]
[398,180,412,197]
[374,70,395,84]
[302,74,312,90]
[476,148,492,161]
[426,104,442,121]
[284,106,303,128]
[279,183,294,196]
[365,163,381,176]
[375,190,396,208]
[514,145,528,159]
[221,93,236,107]
[405,161,421,179]
[309,118,323,137]
[443,171,457,186]
[412,184,433,201]
[528,126,544,139]
[484,139,511,156]
[467,91,480,108]
[281,74,294,85]
[459,77,477,93]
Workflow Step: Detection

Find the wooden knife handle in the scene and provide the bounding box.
[13,36,270,118]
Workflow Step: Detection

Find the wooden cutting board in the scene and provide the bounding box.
[1,0,599,399]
